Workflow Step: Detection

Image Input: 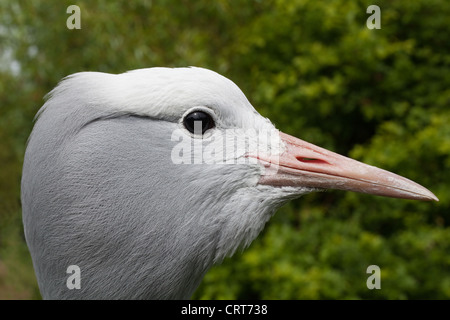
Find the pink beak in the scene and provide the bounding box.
[256,132,438,201]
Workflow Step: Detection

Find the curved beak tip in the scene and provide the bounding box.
[426,192,439,202]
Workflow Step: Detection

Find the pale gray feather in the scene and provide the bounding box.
[21,67,307,299]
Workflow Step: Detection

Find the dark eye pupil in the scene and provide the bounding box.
[183,111,214,134]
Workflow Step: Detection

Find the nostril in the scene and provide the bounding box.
[296,157,329,165]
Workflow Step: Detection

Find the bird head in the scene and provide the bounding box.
[21,67,437,299]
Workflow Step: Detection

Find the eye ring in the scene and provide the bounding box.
[182,109,215,135]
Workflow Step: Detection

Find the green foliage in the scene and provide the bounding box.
[0,0,448,299]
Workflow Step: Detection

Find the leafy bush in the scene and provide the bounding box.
[0,0,448,299]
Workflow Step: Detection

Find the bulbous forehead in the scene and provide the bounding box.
[49,67,275,131]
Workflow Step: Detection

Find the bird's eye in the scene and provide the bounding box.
[183,111,215,135]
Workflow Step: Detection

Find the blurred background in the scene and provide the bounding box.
[0,0,449,299]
